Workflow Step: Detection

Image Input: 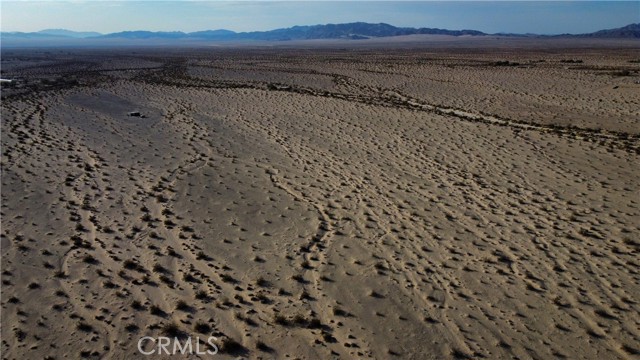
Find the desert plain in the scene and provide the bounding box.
[1,38,639,359]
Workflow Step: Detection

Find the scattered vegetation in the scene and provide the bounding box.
[161,322,183,338]
[560,59,583,63]
[149,305,164,316]
[333,307,347,317]
[220,274,235,283]
[131,300,144,310]
[82,254,98,264]
[255,277,269,287]
[76,322,93,332]
[194,321,211,334]
[219,337,244,354]
[492,60,520,67]
[175,300,191,312]
[195,290,209,301]
[274,314,289,326]
[612,69,633,77]
[255,340,272,352]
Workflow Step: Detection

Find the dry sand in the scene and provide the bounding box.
[1,42,639,359]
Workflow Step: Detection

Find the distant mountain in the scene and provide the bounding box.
[2,22,639,47]
[575,23,640,38]
[230,22,485,41]
[1,31,64,39]
[87,23,484,41]
[188,29,236,39]
[98,31,188,39]
[38,29,102,38]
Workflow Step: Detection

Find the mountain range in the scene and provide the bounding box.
[2,22,639,46]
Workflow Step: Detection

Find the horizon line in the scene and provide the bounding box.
[3,21,638,37]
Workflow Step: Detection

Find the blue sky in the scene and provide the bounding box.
[2,1,638,34]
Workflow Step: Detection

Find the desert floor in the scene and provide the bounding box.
[1,41,639,359]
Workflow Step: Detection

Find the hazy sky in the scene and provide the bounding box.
[2,1,639,35]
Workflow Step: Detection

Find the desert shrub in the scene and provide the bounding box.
[195,290,209,300]
[194,321,211,334]
[293,314,307,326]
[220,274,235,283]
[161,322,182,337]
[333,307,347,316]
[152,263,166,273]
[256,340,272,352]
[77,322,93,332]
[82,254,97,264]
[159,275,174,286]
[175,300,190,311]
[219,337,244,354]
[131,300,144,310]
[273,314,289,326]
[149,305,164,316]
[308,318,322,329]
[613,70,632,77]
[255,277,269,287]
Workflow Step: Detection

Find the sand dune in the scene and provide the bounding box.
[1,45,639,359]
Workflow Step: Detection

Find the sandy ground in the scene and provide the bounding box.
[1,43,639,359]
